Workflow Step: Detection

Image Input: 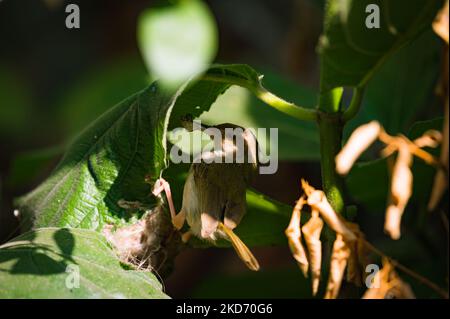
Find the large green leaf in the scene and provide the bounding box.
[0,228,168,298]
[16,83,174,231]
[15,64,292,235]
[319,0,443,91]
[344,30,442,138]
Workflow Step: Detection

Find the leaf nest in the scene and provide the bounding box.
[102,206,183,278]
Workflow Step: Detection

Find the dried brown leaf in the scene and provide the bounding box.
[324,234,351,299]
[302,211,323,296]
[345,223,369,286]
[285,197,309,277]
[336,121,381,175]
[433,0,449,44]
[306,189,356,242]
[384,143,413,240]
[413,130,442,148]
[362,260,415,299]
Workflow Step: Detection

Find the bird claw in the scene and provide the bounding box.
[152,177,186,230]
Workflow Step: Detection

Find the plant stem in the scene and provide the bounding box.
[317,88,345,215]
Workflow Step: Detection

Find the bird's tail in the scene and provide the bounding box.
[218,222,260,271]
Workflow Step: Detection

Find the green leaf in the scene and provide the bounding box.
[138,0,218,88]
[15,64,290,233]
[234,190,293,247]
[344,30,442,137]
[167,64,262,130]
[0,228,168,298]
[319,0,443,91]
[16,83,175,231]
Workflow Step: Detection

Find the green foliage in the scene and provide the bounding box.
[16,83,172,231]
[138,0,218,88]
[319,0,444,91]
[0,228,168,298]
[344,30,442,137]
[14,65,292,236]
[343,29,443,212]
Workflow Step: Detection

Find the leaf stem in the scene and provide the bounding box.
[252,84,317,121]
[201,74,317,122]
[342,87,365,122]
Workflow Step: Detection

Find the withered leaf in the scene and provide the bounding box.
[324,234,351,299]
[384,143,413,240]
[362,260,415,299]
[285,197,309,277]
[413,130,442,149]
[336,121,381,175]
[306,189,356,242]
[345,223,369,287]
[302,211,324,296]
[433,0,449,44]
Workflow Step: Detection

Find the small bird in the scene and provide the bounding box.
[178,118,260,271]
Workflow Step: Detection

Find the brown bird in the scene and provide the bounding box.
[176,118,260,271]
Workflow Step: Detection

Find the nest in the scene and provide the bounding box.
[102,206,183,278]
